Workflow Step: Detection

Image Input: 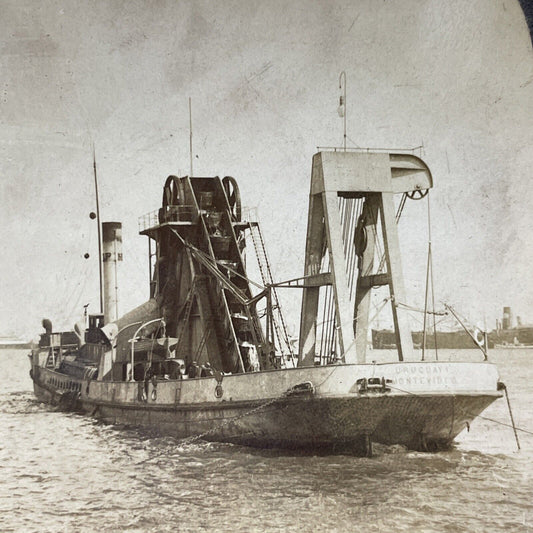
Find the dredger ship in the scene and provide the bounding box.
[29,150,503,454]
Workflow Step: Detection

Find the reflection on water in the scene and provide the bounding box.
[1,349,532,532]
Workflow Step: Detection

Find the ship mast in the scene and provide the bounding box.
[92,145,104,314]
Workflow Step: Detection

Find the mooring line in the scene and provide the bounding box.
[134,393,289,465]
[468,413,533,437]
[499,382,521,450]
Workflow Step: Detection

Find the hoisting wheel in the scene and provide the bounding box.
[162,175,181,208]
[159,175,181,223]
[406,188,429,200]
[222,176,242,222]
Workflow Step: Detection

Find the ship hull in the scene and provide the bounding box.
[30,366,83,409]
[81,392,497,452]
[30,361,502,453]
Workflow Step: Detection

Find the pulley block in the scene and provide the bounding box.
[406,188,429,200]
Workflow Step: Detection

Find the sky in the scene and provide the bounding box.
[1,0,532,339]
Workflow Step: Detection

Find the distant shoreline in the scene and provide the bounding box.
[0,343,33,350]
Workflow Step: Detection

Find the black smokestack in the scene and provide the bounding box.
[42,318,52,334]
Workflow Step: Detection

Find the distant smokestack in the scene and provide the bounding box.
[517,316,522,327]
[502,307,512,330]
[102,222,123,324]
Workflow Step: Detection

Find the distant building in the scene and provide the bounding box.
[372,307,533,349]
[491,307,533,346]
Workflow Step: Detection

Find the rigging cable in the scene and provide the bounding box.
[444,303,488,360]
[348,198,364,298]
[422,194,440,360]
[395,302,447,316]
[318,286,329,362]
[429,195,439,361]
[324,285,336,362]
[375,193,408,275]
[341,297,391,356]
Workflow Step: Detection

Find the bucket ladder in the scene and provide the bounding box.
[142,174,270,374]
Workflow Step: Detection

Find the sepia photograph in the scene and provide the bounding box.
[1,1,532,531]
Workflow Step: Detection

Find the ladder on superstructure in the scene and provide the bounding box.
[247,212,295,360]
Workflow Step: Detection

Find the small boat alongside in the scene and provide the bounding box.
[29,149,503,454]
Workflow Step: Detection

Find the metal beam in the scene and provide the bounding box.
[379,192,414,361]
[298,191,325,366]
[354,195,380,363]
[322,191,356,362]
[358,272,390,289]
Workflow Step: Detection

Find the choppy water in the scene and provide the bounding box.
[1,348,532,532]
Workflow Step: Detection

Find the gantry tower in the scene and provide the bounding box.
[298,151,433,366]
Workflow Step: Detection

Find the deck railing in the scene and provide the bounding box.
[138,205,196,232]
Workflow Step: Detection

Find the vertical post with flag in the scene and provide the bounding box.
[338,71,347,151]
